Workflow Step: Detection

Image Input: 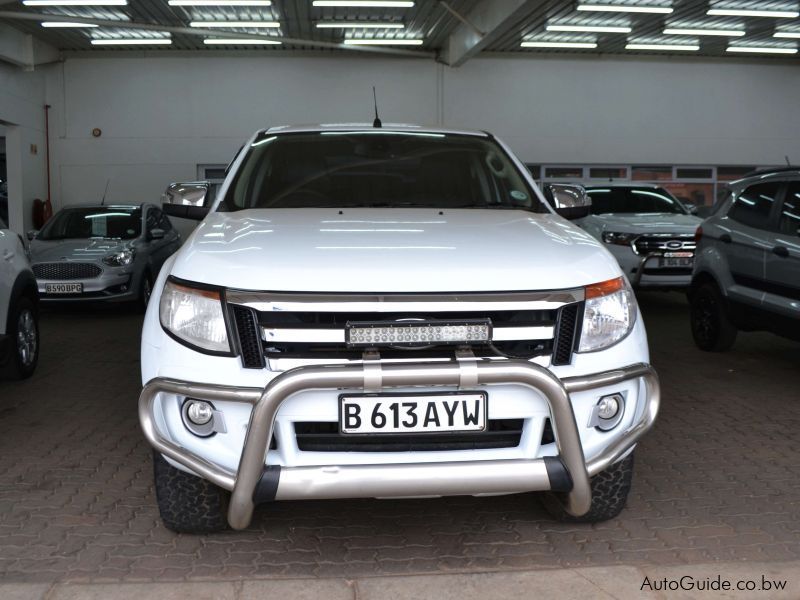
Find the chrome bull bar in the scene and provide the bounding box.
[139,360,659,530]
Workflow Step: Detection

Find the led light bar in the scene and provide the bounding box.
[521,41,598,48]
[313,1,414,6]
[774,31,800,38]
[577,3,673,14]
[170,1,271,5]
[343,38,423,45]
[204,38,281,44]
[316,21,405,28]
[190,21,280,27]
[23,0,126,5]
[547,24,632,33]
[41,21,99,27]
[707,8,799,18]
[663,27,744,36]
[726,45,797,54]
[91,38,173,45]
[346,320,491,347]
[626,43,699,51]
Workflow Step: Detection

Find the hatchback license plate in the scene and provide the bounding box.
[339,392,487,435]
[45,283,83,294]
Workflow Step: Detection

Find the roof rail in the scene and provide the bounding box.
[742,166,800,178]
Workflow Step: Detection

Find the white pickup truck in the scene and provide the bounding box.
[139,124,660,533]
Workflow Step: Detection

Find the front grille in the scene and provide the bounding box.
[552,304,580,366]
[294,419,523,452]
[633,234,696,255]
[32,262,102,280]
[230,305,264,369]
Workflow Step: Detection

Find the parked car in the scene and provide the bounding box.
[138,124,660,533]
[574,184,703,289]
[689,168,800,351]
[28,204,181,309]
[0,213,39,379]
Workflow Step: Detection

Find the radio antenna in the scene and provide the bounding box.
[100,178,110,206]
[786,155,792,166]
[372,86,382,128]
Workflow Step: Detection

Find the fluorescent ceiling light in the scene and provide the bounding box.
[91,38,173,45]
[170,1,271,5]
[204,38,281,44]
[663,27,744,36]
[626,43,699,50]
[708,8,799,18]
[23,0,126,5]
[41,21,99,27]
[774,31,800,38]
[343,38,422,45]
[726,45,797,54]
[313,1,414,6]
[190,21,280,27]
[547,24,632,33]
[577,4,672,14]
[521,41,598,48]
[316,21,404,28]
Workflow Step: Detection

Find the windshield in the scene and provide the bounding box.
[585,186,687,215]
[222,131,547,212]
[38,207,142,241]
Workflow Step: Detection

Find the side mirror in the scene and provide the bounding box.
[149,228,165,240]
[27,230,39,241]
[545,184,592,220]
[682,201,699,215]
[162,181,211,220]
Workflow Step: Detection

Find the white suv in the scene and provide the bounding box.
[139,124,660,533]
[0,216,40,379]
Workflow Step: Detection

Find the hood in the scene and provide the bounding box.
[30,238,131,263]
[587,213,702,234]
[170,209,621,293]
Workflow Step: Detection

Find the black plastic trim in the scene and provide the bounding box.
[544,456,573,493]
[252,465,281,505]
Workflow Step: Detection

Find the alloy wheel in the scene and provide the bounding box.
[16,309,38,368]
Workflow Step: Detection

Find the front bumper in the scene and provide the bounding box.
[139,359,659,530]
[36,272,137,302]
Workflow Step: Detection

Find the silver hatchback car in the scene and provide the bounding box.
[28,203,181,308]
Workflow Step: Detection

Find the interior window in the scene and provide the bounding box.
[728,182,781,230]
[778,183,800,237]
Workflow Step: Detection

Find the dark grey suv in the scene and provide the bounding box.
[689,168,800,351]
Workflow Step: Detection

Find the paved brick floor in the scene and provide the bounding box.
[0,293,798,583]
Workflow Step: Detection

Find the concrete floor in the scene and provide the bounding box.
[0,292,798,589]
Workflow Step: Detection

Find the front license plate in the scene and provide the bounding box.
[660,256,694,268]
[45,283,83,294]
[339,392,487,435]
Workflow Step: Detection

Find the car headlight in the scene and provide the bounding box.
[601,232,637,246]
[159,279,230,353]
[103,249,135,266]
[578,277,637,353]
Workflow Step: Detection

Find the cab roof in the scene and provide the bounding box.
[261,123,490,137]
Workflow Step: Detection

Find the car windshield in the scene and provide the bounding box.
[222,131,547,212]
[585,186,687,215]
[38,207,142,241]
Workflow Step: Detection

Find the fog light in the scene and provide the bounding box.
[597,396,620,420]
[186,400,213,425]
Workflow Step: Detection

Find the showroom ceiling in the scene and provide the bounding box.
[0,0,798,60]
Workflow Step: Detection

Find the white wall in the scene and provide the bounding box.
[43,53,800,210]
[0,61,48,233]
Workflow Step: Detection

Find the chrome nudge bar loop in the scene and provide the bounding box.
[139,361,659,530]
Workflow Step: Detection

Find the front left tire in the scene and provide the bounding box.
[5,295,39,380]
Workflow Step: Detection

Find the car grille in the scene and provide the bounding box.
[32,262,102,280]
[227,290,584,370]
[294,419,524,452]
[633,234,696,255]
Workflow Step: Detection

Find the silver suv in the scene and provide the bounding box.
[689,168,800,351]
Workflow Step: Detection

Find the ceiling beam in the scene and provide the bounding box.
[440,0,534,67]
[0,22,59,69]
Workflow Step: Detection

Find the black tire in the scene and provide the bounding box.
[4,295,39,380]
[152,450,230,533]
[541,453,634,523]
[690,282,737,352]
[139,271,154,313]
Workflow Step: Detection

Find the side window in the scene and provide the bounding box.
[778,182,800,237]
[0,216,6,230]
[728,182,781,230]
[146,208,159,232]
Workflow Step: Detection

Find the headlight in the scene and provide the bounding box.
[578,277,637,352]
[601,232,637,246]
[159,279,230,353]
[103,249,135,266]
